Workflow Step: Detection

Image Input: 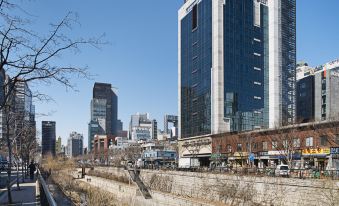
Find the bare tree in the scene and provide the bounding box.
[0,1,103,203]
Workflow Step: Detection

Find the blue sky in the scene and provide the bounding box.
[20,0,339,146]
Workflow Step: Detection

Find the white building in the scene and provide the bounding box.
[129,113,157,141]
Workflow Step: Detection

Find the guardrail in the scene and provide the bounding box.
[37,169,57,206]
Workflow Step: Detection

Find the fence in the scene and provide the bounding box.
[37,169,57,206]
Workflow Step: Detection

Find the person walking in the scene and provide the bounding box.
[28,161,36,180]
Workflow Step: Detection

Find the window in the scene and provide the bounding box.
[306,137,313,147]
[217,145,222,152]
[272,141,278,149]
[262,142,268,151]
[192,4,198,30]
[237,143,242,152]
[320,136,328,146]
[227,144,232,153]
[252,142,257,150]
[293,138,300,148]
[336,135,339,145]
[283,140,288,149]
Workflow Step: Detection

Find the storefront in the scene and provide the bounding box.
[329,147,339,170]
[228,152,249,167]
[210,153,228,167]
[302,148,330,170]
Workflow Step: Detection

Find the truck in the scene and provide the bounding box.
[178,157,200,169]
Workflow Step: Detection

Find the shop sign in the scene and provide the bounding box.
[302,148,330,156]
[268,151,285,156]
[258,151,268,156]
[211,153,227,159]
[234,152,248,157]
[331,147,339,155]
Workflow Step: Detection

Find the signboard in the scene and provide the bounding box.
[331,147,339,155]
[211,153,227,160]
[268,151,285,156]
[249,153,255,162]
[258,151,268,156]
[234,152,248,157]
[302,148,330,156]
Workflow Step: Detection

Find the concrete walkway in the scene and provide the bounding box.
[0,177,39,205]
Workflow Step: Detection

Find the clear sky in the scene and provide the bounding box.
[18,0,339,146]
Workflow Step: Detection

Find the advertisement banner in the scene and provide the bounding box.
[302,148,330,156]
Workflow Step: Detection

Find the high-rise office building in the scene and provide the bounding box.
[268,0,296,127]
[88,82,118,151]
[0,70,7,139]
[13,81,36,144]
[42,121,56,156]
[178,0,296,139]
[67,132,83,158]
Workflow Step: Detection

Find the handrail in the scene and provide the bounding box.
[37,169,57,206]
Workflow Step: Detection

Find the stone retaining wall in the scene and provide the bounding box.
[95,167,339,206]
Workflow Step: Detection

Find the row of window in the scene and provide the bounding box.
[220,136,335,153]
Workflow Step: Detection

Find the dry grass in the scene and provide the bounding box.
[41,156,121,205]
[87,170,129,184]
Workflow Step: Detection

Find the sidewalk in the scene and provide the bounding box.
[0,177,39,205]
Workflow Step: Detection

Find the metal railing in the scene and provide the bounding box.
[37,169,57,206]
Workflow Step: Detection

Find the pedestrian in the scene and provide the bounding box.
[28,161,36,180]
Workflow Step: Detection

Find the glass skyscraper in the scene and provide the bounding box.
[179,0,296,139]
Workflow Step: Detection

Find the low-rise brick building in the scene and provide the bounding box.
[212,121,339,169]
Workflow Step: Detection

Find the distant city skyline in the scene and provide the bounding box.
[23,0,339,147]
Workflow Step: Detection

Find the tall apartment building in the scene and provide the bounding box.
[42,121,56,156]
[88,82,118,151]
[67,132,83,158]
[178,0,296,139]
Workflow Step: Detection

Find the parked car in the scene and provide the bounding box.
[275,164,289,177]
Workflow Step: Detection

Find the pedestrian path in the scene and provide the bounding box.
[0,177,39,205]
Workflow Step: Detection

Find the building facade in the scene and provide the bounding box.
[296,59,339,123]
[179,0,296,138]
[56,136,62,155]
[296,75,315,123]
[42,121,56,157]
[67,132,83,158]
[268,0,296,127]
[314,61,339,122]
[211,121,339,170]
[129,113,157,141]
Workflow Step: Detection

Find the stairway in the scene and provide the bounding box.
[127,168,152,199]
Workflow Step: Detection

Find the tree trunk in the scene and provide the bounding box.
[21,156,25,182]
[6,131,13,204]
[16,158,20,190]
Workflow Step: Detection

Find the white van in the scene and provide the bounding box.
[275,164,289,177]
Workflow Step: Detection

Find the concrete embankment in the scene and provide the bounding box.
[94,167,339,206]
[80,174,216,206]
